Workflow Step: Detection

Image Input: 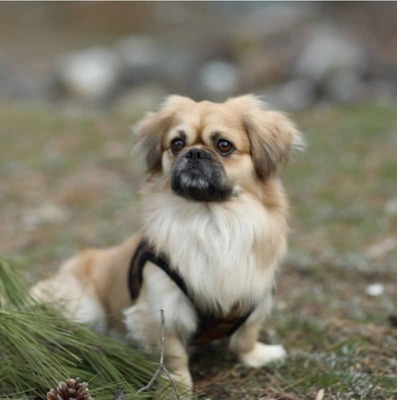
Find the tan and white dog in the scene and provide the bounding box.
[32,95,303,389]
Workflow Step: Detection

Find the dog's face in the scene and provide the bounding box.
[134,95,303,202]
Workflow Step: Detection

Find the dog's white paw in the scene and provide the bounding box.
[239,342,286,368]
[170,369,193,391]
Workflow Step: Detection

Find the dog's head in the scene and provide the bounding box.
[134,95,303,202]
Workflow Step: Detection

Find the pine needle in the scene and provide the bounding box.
[0,259,184,400]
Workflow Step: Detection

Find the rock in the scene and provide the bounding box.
[197,60,240,100]
[385,197,397,216]
[115,35,199,92]
[2,69,51,101]
[159,46,200,92]
[365,283,385,297]
[55,47,120,103]
[0,53,51,101]
[367,79,397,102]
[233,4,317,90]
[235,4,317,46]
[257,79,315,111]
[293,26,369,84]
[323,71,366,104]
[114,35,163,85]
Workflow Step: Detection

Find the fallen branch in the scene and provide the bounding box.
[137,309,180,399]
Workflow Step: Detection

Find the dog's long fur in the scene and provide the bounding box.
[31,95,302,388]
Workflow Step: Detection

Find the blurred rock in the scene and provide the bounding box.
[258,79,315,111]
[365,283,385,297]
[2,3,396,109]
[115,35,200,92]
[385,197,397,216]
[294,27,369,85]
[323,71,366,104]
[159,46,200,92]
[235,4,317,47]
[55,47,120,103]
[367,79,397,102]
[114,84,167,114]
[0,53,50,101]
[114,35,162,85]
[233,5,316,93]
[197,60,240,100]
[2,69,51,101]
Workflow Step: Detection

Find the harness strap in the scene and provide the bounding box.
[191,309,251,345]
[128,239,253,345]
[128,239,189,301]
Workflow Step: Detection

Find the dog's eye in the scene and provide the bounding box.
[170,138,185,154]
[217,139,234,155]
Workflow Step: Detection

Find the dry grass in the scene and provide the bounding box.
[0,101,396,399]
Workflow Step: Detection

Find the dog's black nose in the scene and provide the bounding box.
[185,148,207,160]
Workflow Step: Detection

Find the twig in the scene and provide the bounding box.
[114,389,125,400]
[137,309,180,399]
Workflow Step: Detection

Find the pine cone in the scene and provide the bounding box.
[46,378,93,400]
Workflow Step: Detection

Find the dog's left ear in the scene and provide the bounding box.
[231,95,304,179]
[133,95,192,174]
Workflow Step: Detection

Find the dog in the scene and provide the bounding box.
[31,94,303,389]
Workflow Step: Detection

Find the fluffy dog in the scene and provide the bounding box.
[32,95,303,389]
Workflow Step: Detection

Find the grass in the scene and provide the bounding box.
[0,100,396,399]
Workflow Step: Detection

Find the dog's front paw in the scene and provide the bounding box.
[169,369,193,391]
[238,342,286,368]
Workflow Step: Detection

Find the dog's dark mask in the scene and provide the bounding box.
[171,148,233,202]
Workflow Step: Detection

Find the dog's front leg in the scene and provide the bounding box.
[229,318,286,368]
[163,333,193,390]
[125,308,192,390]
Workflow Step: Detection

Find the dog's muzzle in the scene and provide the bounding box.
[171,148,233,202]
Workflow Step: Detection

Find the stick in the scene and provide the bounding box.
[137,309,180,399]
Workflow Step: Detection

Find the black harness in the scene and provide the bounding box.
[128,239,253,345]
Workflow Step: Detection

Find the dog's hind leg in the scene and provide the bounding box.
[31,270,107,333]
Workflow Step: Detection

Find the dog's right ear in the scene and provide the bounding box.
[133,95,191,174]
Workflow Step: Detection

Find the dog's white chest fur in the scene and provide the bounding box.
[140,191,286,315]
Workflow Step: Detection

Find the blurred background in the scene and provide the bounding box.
[1,2,397,111]
[1,3,396,398]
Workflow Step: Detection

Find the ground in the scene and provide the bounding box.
[1,101,396,399]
